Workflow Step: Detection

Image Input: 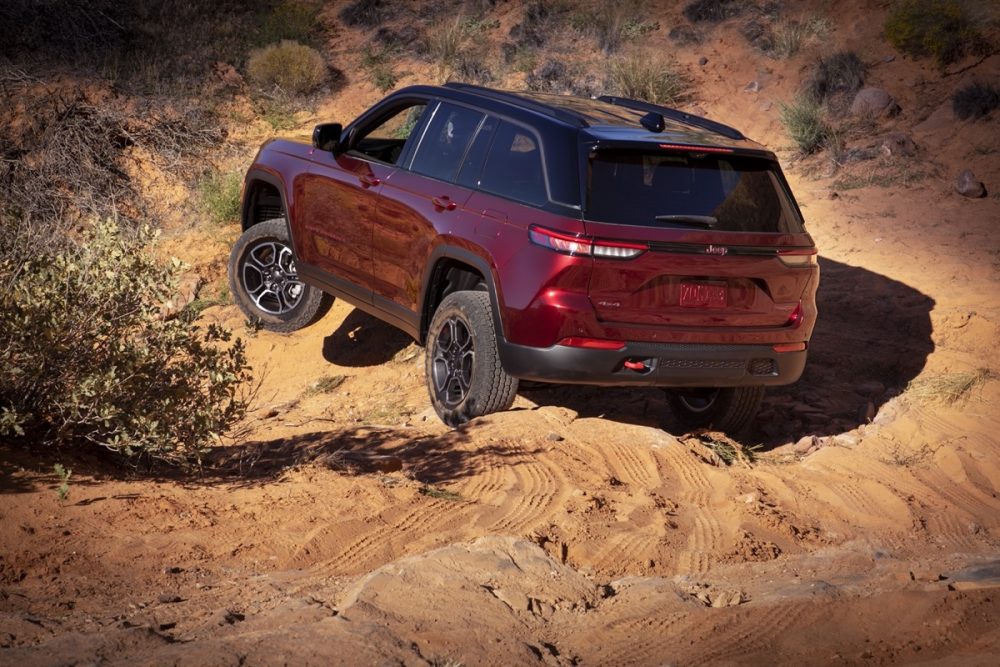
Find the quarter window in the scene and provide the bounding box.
[477,121,547,206]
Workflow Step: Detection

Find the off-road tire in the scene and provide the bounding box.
[425,291,518,426]
[228,218,333,333]
[664,385,765,435]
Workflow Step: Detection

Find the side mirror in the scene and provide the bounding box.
[312,123,342,153]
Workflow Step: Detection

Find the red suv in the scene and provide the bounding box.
[229,83,818,432]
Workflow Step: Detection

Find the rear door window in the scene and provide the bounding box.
[587,150,805,233]
[409,103,484,183]
[476,121,548,207]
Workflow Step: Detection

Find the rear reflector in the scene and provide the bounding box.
[557,337,626,351]
[772,342,806,353]
[786,302,804,328]
[529,225,647,259]
[777,247,818,267]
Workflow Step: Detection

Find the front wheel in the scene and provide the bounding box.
[664,386,765,435]
[228,218,332,333]
[425,291,518,426]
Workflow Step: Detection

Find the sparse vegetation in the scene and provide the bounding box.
[419,485,463,501]
[260,1,321,45]
[805,51,866,106]
[611,56,689,105]
[246,40,327,95]
[952,81,1000,120]
[304,375,347,397]
[198,169,243,225]
[683,0,747,23]
[427,17,466,70]
[885,0,990,67]
[908,368,992,404]
[361,45,399,92]
[0,219,253,464]
[779,96,830,154]
[759,17,833,59]
[339,0,389,27]
[54,463,72,501]
[832,155,928,190]
[571,2,659,53]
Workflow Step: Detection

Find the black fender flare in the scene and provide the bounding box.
[418,244,508,348]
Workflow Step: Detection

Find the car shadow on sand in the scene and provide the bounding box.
[523,257,936,447]
[322,307,412,367]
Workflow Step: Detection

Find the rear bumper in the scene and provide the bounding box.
[497,340,807,387]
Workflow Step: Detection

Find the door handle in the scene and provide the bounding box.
[359,174,381,188]
[432,196,457,211]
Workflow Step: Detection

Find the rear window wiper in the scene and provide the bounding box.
[653,215,718,229]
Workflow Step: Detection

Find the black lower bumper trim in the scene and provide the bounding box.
[497,340,806,387]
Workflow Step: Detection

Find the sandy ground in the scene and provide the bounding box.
[3,2,1000,664]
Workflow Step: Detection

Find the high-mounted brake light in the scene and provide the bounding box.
[777,247,818,267]
[658,143,734,154]
[529,225,647,259]
[557,337,626,350]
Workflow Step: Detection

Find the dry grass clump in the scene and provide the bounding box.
[683,0,748,23]
[831,154,928,190]
[339,0,390,27]
[779,96,830,154]
[805,51,866,106]
[611,56,689,106]
[247,40,327,95]
[198,169,243,225]
[885,0,991,67]
[952,81,1000,121]
[908,368,992,405]
[361,45,398,92]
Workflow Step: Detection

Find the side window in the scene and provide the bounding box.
[477,121,547,206]
[352,102,427,165]
[410,103,484,182]
[456,116,498,189]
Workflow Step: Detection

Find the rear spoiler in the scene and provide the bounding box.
[596,95,746,141]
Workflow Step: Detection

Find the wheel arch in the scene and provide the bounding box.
[418,245,506,347]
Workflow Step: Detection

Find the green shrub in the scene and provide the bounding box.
[0,219,252,464]
[885,0,989,67]
[198,169,243,225]
[780,96,829,154]
[952,81,1000,120]
[611,56,689,105]
[247,40,327,95]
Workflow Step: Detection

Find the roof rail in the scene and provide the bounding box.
[596,95,745,140]
[443,82,589,128]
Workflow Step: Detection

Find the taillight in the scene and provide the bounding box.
[557,337,625,350]
[786,302,804,328]
[777,247,818,267]
[529,225,647,259]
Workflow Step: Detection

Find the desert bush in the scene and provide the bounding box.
[683,0,747,23]
[339,0,389,27]
[611,56,689,106]
[805,51,866,106]
[246,40,327,95]
[361,46,398,92]
[885,0,990,67]
[571,2,658,53]
[780,96,829,154]
[198,169,243,225]
[0,219,252,464]
[952,81,1000,120]
[428,17,465,68]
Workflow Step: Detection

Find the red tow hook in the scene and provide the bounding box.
[623,360,647,372]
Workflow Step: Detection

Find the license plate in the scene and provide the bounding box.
[680,282,728,308]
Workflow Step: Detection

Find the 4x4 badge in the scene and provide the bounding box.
[705,245,728,255]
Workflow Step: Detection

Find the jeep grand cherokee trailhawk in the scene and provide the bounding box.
[228,83,819,432]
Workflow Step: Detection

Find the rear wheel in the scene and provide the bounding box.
[664,386,765,435]
[228,218,333,332]
[425,291,518,426]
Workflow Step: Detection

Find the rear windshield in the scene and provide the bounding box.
[586,150,804,233]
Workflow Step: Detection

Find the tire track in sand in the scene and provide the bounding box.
[488,446,565,534]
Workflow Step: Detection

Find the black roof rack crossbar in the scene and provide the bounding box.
[444,82,589,128]
[596,95,745,140]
